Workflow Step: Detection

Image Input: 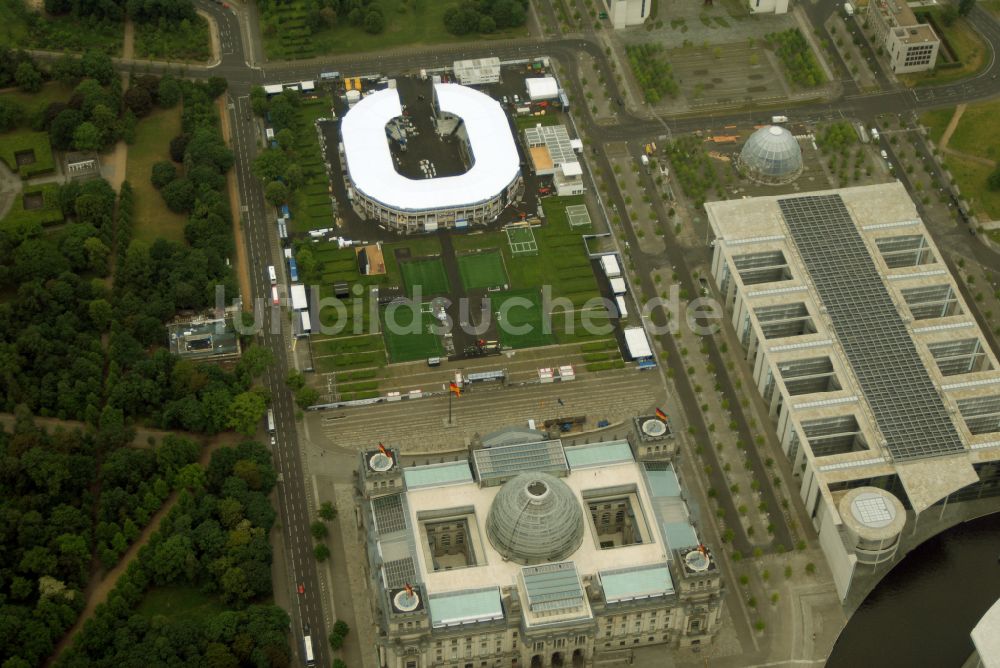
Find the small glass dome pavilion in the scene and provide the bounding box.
[737,125,803,185]
[485,472,584,565]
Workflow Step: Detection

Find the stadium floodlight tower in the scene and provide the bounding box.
[340,82,523,233]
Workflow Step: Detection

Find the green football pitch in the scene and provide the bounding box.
[493,289,554,349]
[458,251,508,290]
[400,258,449,296]
[380,303,445,362]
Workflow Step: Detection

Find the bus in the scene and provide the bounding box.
[271,285,280,306]
[288,257,299,282]
[302,635,315,666]
[267,265,277,284]
[266,409,275,434]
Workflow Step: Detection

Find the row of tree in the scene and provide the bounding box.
[443,0,527,36]
[43,0,196,24]
[249,88,305,207]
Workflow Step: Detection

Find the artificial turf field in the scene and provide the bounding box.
[380,303,445,362]
[492,289,555,349]
[400,258,450,296]
[457,251,508,290]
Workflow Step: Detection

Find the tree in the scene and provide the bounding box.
[50,109,84,150]
[295,386,319,409]
[84,237,110,275]
[364,8,385,33]
[81,49,115,85]
[237,345,275,380]
[0,97,23,132]
[941,3,959,24]
[275,128,294,151]
[333,620,350,637]
[72,122,102,151]
[15,62,42,93]
[253,148,289,183]
[314,543,330,562]
[169,134,190,162]
[478,15,496,32]
[286,370,306,391]
[52,54,83,86]
[151,160,178,189]
[207,76,228,98]
[318,501,337,521]
[227,391,268,435]
[158,76,182,108]
[124,86,153,117]
[310,521,328,540]
[161,177,196,213]
[959,0,976,15]
[264,180,289,207]
[988,165,1000,191]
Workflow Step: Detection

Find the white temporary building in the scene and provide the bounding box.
[453,57,501,85]
[623,327,653,359]
[341,84,520,212]
[526,77,559,101]
[600,254,621,278]
[300,80,315,92]
[299,311,312,335]
[263,84,284,95]
[610,277,627,295]
[290,284,308,311]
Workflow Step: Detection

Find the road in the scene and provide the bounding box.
[89,1,1000,665]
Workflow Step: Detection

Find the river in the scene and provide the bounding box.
[828,512,1000,668]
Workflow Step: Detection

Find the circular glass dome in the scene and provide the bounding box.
[738,125,803,184]
[485,472,584,565]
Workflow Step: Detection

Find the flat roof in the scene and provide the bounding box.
[403,461,474,489]
[599,564,674,603]
[526,77,559,100]
[521,561,586,616]
[341,83,520,212]
[290,284,308,311]
[623,327,653,359]
[564,440,634,469]
[405,460,668,596]
[972,597,1000,668]
[428,587,504,628]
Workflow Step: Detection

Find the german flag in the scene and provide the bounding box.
[655,407,667,421]
[378,442,389,457]
[449,381,461,397]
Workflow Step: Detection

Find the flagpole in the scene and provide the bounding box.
[449,388,453,425]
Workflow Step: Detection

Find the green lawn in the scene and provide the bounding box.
[134,15,211,61]
[493,289,554,349]
[381,303,444,362]
[1,183,64,230]
[904,12,987,86]
[0,82,75,122]
[289,99,335,233]
[0,129,55,179]
[920,107,956,145]
[921,99,1000,220]
[400,258,450,296]
[137,586,227,623]
[127,107,188,243]
[945,99,1000,161]
[458,250,508,289]
[515,113,562,130]
[262,0,527,59]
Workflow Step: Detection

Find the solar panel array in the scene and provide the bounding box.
[778,194,965,461]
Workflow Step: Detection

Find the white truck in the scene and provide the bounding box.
[844,2,855,16]
[870,127,880,142]
[771,115,788,124]
[640,154,650,168]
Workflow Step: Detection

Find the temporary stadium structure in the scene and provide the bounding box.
[341,83,522,233]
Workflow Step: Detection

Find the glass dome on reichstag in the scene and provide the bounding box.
[738,125,803,185]
[485,472,584,565]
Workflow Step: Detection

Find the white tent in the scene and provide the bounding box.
[526,77,559,101]
[623,327,653,359]
[290,284,308,311]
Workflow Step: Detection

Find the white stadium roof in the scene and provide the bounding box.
[341,83,520,212]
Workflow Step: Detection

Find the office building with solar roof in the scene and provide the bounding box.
[706,182,1000,600]
[356,427,724,668]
